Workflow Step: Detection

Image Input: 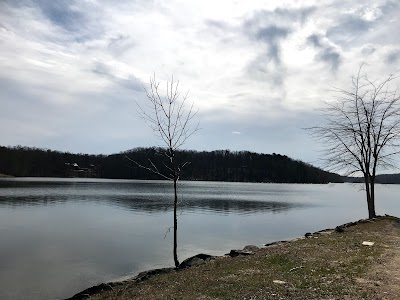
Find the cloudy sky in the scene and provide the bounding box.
[0,0,399,166]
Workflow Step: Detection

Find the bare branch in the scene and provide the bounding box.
[307,65,400,218]
[125,155,173,181]
[133,74,198,181]
[309,66,400,176]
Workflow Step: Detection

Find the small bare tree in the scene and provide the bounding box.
[310,66,400,219]
[130,74,198,267]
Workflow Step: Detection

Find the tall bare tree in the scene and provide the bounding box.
[310,66,400,219]
[130,74,198,267]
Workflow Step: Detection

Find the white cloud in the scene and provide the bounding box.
[0,0,399,164]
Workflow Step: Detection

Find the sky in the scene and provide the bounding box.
[0,0,399,167]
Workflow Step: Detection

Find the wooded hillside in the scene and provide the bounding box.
[0,146,343,183]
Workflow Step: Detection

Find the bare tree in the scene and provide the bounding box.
[309,66,400,219]
[129,74,198,267]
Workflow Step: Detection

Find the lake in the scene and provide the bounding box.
[0,178,399,300]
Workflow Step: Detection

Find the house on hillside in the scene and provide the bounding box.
[64,163,100,178]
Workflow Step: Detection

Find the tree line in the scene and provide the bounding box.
[0,145,342,183]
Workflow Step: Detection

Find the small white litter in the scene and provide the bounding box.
[273,280,286,284]
[362,241,375,246]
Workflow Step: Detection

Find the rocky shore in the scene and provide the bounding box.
[66,215,400,300]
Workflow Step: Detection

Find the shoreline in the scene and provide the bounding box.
[65,215,400,300]
[0,173,13,178]
[0,176,336,184]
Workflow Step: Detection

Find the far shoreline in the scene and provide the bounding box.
[0,173,13,178]
[2,176,400,185]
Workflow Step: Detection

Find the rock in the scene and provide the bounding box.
[305,232,313,238]
[360,219,370,224]
[184,257,205,267]
[135,267,175,281]
[226,249,254,257]
[335,226,345,233]
[273,280,286,284]
[243,245,259,252]
[65,267,175,299]
[65,283,114,300]
[315,229,334,235]
[264,240,288,247]
[178,254,215,269]
[362,241,375,246]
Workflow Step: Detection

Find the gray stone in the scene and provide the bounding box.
[227,249,254,257]
[178,253,215,269]
[264,240,288,247]
[243,245,259,252]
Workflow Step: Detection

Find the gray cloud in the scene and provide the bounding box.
[243,7,315,85]
[246,54,286,86]
[307,34,323,48]
[274,7,316,22]
[380,0,400,15]
[307,34,341,71]
[4,0,85,31]
[326,1,400,46]
[3,0,103,43]
[256,26,289,64]
[92,62,144,92]
[244,6,315,42]
[107,34,135,57]
[385,51,400,64]
[361,44,376,55]
[92,62,112,76]
[203,6,315,79]
[204,20,231,31]
[202,8,308,86]
[35,0,86,32]
[329,15,371,36]
[244,6,315,32]
[244,24,289,85]
[319,49,341,71]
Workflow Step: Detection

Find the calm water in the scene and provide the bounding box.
[0,178,399,300]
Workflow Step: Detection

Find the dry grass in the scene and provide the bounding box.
[89,217,400,300]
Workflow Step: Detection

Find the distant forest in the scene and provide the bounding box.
[347,174,400,184]
[0,145,344,183]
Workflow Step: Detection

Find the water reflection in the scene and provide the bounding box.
[0,180,306,214]
[108,197,305,214]
[0,195,68,207]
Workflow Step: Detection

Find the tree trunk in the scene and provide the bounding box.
[368,177,376,219]
[364,174,376,219]
[173,178,179,268]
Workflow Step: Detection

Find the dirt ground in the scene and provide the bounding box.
[361,219,400,299]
